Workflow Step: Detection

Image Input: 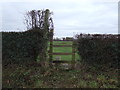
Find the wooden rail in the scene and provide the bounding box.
[53,40,73,41]
[52,53,73,55]
[53,45,72,47]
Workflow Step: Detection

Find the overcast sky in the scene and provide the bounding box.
[0,0,119,37]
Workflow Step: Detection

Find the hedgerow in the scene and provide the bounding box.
[76,34,119,69]
[2,28,49,65]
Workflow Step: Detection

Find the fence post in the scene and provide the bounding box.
[49,29,54,67]
[72,40,75,69]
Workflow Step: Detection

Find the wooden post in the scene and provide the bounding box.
[41,9,50,61]
[49,29,54,67]
[72,40,75,69]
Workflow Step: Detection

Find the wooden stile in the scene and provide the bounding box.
[49,29,76,69]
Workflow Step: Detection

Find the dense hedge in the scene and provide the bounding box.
[76,34,119,69]
[2,28,49,65]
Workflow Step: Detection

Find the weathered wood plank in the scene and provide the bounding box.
[49,29,54,67]
[53,45,72,47]
[52,60,71,63]
[52,53,73,55]
[53,40,73,41]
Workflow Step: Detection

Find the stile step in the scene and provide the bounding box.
[52,60,71,63]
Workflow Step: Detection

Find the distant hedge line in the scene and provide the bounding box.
[2,29,49,65]
[76,34,119,69]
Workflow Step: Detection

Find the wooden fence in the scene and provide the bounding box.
[49,29,76,68]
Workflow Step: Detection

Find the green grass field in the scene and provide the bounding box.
[48,41,80,61]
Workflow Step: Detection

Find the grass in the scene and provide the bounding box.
[53,41,73,45]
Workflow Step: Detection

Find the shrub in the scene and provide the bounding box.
[2,28,49,65]
[76,34,119,69]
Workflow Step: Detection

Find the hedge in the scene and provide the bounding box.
[2,28,49,65]
[76,34,119,69]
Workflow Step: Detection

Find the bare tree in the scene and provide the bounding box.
[24,9,54,30]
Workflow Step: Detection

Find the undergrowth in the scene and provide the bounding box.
[2,62,119,88]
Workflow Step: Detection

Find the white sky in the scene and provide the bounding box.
[0,0,119,37]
